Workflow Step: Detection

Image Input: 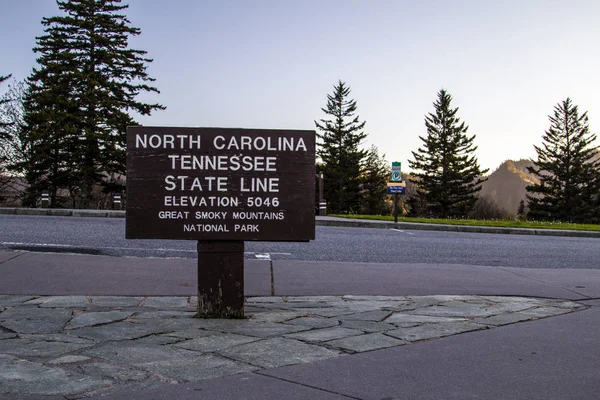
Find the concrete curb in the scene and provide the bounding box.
[1,207,599,239]
[0,207,124,218]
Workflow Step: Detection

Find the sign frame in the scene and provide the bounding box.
[126,126,316,242]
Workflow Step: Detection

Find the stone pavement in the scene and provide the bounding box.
[0,293,587,399]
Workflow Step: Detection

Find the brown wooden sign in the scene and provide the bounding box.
[126,127,316,241]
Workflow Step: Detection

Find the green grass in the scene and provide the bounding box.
[328,214,600,232]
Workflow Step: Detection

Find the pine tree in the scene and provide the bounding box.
[360,145,390,215]
[0,79,31,196]
[0,74,10,97]
[315,80,367,214]
[526,98,600,223]
[408,89,488,218]
[24,0,164,208]
[0,74,11,127]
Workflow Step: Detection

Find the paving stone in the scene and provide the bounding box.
[540,299,586,309]
[407,302,497,318]
[245,297,286,304]
[219,337,341,368]
[47,355,91,364]
[20,333,95,344]
[337,310,393,322]
[282,307,355,317]
[284,296,346,304]
[84,342,201,365]
[163,328,216,339]
[132,310,196,319]
[0,353,111,396]
[173,333,259,352]
[267,302,338,310]
[482,301,540,315]
[69,321,173,341]
[338,319,397,333]
[403,296,449,309]
[35,296,91,308]
[141,297,190,309]
[342,295,409,302]
[326,333,405,353]
[414,295,483,302]
[206,321,312,338]
[67,311,133,329]
[79,362,148,382]
[148,317,203,331]
[480,296,542,304]
[88,296,145,308]
[284,327,363,342]
[283,316,340,328]
[473,313,535,326]
[247,310,308,323]
[0,308,73,334]
[139,353,258,381]
[0,337,93,358]
[386,321,486,342]
[132,335,186,346]
[0,293,589,399]
[0,332,18,340]
[340,301,406,313]
[517,306,575,319]
[0,295,36,308]
[384,314,468,325]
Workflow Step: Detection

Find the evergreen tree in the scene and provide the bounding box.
[315,80,367,214]
[0,79,31,196]
[408,89,488,218]
[24,0,164,208]
[0,74,11,129]
[526,98,600,223]
[360,145,390,215]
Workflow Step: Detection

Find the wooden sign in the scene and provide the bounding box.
[126,127,316,241]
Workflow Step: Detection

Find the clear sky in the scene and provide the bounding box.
[2,0,599,173]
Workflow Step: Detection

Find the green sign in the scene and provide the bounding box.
[391,161,402,182]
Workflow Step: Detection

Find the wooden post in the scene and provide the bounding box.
[197,240,245,318]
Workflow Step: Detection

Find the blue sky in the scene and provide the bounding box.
[2,0,599,173]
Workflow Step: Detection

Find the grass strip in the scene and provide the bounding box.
[328,214,600,232]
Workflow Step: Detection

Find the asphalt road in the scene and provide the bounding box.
[1,214,599,269]
[0,215,600,269]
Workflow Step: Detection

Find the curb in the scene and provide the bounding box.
[1,207,599,239]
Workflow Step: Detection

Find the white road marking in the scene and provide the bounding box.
[391,229,414,235]
[245,252,292,259]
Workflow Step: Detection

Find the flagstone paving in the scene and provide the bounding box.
[0,294,587,398]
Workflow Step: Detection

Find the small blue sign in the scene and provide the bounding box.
[387,186,406,194]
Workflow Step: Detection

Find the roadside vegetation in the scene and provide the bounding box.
[329,214,600,232]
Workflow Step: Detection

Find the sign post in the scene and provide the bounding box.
[387,162,406,223]
[126,127,316,318]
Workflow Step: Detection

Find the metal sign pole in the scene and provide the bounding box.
[393,193,399,223]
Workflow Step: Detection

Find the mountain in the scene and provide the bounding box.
[480,159,538,215]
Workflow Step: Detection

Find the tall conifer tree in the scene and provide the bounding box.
[526,98,600,222]
[0,75,11,128]
[315,80,367,214]
[360,145,390,215]
[24,0,164,208]
[0,80,30,196]
[408,89,488,218]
